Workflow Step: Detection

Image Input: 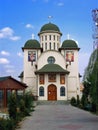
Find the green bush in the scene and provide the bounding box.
[6,91,34,129]
[76,95,80,106]
[8,93,17,120]
[0,118,15,130]
[70,97,77,106]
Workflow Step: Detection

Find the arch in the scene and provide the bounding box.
[48,84,57,100]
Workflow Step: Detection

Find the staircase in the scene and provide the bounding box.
[37,100,70,105]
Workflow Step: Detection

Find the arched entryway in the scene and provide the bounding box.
[48,84,57,100]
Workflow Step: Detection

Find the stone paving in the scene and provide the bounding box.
[16,104,98,130]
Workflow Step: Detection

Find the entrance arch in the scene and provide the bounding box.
[48,84,57,100]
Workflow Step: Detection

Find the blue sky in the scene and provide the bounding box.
[0,0,97,80]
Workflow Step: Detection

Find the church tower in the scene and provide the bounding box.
[22,39,42,95]
[60,40,80,99]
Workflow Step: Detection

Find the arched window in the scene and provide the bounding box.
[47,56,55,64]
[54,42,55,50]
[45,42,47,50]
[49,42,51,50]
[60,86,65,96]
[39,86,44,96]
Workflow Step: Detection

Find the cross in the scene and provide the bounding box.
[67,34,70,39]
[48,16,53,23]
[32,34,35,39]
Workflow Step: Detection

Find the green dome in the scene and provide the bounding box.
[23,39,40,49]
[39,23,61,33]
[61,40,79,49]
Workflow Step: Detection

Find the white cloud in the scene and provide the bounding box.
[4,65,14,69]
[6,69,15,73]
[0,58,10,64]
[1,51,10,56]
[0,27,13,38]
[0,27,21,41]
[10,36,21,41]
[17,52,23,57]
[25,24,34,29]
[57,2,64,6]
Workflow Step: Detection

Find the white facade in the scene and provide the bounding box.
[20,22,80,101]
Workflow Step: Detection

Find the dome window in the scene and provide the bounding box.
[47,56,55,64]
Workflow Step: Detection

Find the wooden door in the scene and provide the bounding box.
[48,84,57,100]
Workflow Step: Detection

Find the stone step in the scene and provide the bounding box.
[37,100,70,105]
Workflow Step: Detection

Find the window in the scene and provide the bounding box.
[45,35,47,40]
[47,56,55,64]
[49,42,51,50]
[53,35,55,40]
[57,43,59,49]
[42,36,43,41]
[45,42,47,50]
[48,74,56,82]
[0,90,3,107]
[60,87,65,96]
[57,36,59,41]
[42,43,43,48]
[39,87,44,96]
[60,74,65,84]
[39,74,44,84]
[49,35,51,40]
[54,42,55,50]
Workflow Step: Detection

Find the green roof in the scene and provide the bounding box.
[39,23,62,35]
[23,39,41,49]
[61,40,80,50]
[35,64,69,74]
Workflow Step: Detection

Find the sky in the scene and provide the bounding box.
[0,0,98,81]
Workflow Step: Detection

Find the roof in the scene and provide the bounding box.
[22,39,41,50]
[35,64,69,74]
[0,76,27,89]
[38,22,62,35]
[0,76,10,81]
[61,40,80,50]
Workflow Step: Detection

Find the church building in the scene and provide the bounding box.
[19,22,80,101]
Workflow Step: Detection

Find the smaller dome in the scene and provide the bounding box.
[61,40,79,49]
[23,39,40,49]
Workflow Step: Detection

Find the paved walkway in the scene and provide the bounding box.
[16,104,98,130]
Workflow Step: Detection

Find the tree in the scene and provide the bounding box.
[83,49,98,113]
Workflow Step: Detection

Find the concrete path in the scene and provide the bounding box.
[16,104,98,130]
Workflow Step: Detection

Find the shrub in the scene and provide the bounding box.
[70,97,77,106]
[8,93,17,120]
[0,118,15,130]
[76,95,80,107]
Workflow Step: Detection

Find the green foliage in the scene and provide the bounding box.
[70,97,77,106]
[76,95,80,106]
[82,49,98,113]
[7,91,34,129]
[0,118,15,130]
[8,93,17,120]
